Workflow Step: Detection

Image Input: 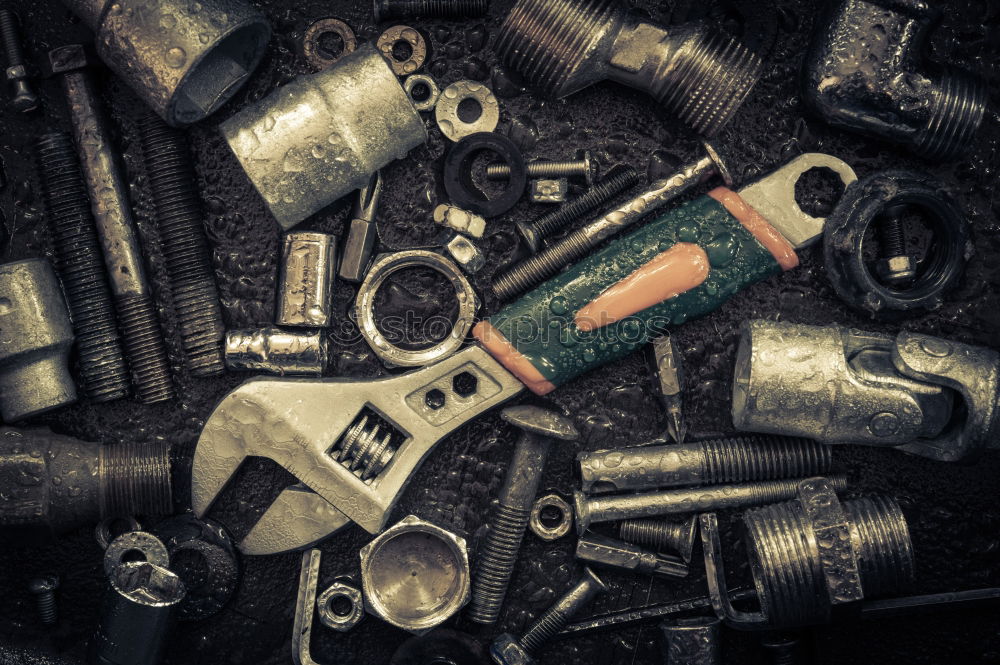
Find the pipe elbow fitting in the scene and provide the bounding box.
[497,0,763,137]
[802,0,988,160]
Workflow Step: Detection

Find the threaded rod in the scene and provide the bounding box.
[468,504,531,624]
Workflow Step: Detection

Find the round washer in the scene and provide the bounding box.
[356,251,479,368]
[317,580,365,632]
[94,516,142,550]
[302,18,357,71]
[444,132,526,218]
[529,494,573,541]
[103,531,170,577]
[435,81,500,142]
[404,74,441,112]
[376,25,427,76]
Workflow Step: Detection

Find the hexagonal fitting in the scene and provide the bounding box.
[876,255,917,283]
[446,235,486,274]
[490,633,535,665]
[360,515,470,634]
[317,580,364,632]
[45,44,92,76]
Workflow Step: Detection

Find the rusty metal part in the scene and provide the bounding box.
[376,25,427,76]
[529,179,569,203]
[488,151,596,186]
[446,235,487,273]
[404,74,440,112]
[277,232,338,328]
[90,562,185,665]
[61,0,270,126]
[317,580,364,632]
[0,259,76,421]
[435,80,500,142]
[302,18,357,71]
[732,320,1000,462]
[30,576,59,625]
[375,0,488,22]
[50,45,174,404]
[103,531,170,578]
[138,112,226,376]
[573,476,848,533]
[618,517,697,563]
[529,493,572,541]
[0,428,172,540]
[575,532,689,578]
[0,8,38,112]
[356,251,478,368]
[651,334,685,443]
[468,406,579,625]
[491,568,607,665]
[700,479,914,629]
[221,43,427,230]
[802,0,988,160]
[497,0,763,136]
[224,328,327,376]
[35,133,131,401]
[360,515,470,634]
[661,617,722,665]
[578,436,832,494]
[193,345,524,554]
[339,171,383,283]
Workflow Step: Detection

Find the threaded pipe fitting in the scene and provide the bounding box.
[468,504,530,624]
[35,132,131,402]
[915,67,988,161]
[844,496,914,598]
[374,0,488,21]
[497,0,762,136]
[138,112,225,377]
[116,294,175,404]
[99,441,173,518]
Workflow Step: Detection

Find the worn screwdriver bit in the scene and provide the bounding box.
[651,334,685,443]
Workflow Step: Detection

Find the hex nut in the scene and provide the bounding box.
[445,235,486,274]
[360,515,470,634]
[795,478,864,610]
[45,44,91,76]
[876,255,917,281]
[490,633,535,665]
[529,494,573,541]
[317,581,364,632]
[404,74,441,112]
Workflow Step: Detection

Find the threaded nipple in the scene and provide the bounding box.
[844,496,914,597]
[99,441,173,518]
[915,67,987,161]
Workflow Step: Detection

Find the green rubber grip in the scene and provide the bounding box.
[485,194,785,391]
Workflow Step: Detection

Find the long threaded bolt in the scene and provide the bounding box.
[491,568,608,663]
[515,164,641,253]
[52,45,174,403]
[35,132,131,402]
[492,141,731,300]
[29,576,59,625]
[487,152,594,184]
[573,475,849,532]
[137,112,225,377]
[618,516,697,562]
[468,406,579,625]
[374,0,488,21]
[578,435,832,494]
[0,9,38,112]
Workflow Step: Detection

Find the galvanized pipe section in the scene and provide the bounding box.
[224,328,327,376]
[661,617,722,665]
[276,232,337,327]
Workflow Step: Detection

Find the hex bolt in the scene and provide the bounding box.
[618,516,697,562]
[876,204,915,284]
[487,151,596,185]
[573,475,849,532]
[515,164,642,253]
[374,0,488,22]
[468,405,579,625]
[49,45,174,403]
[35,133,131,402]
[29,576,59,625]
[491,568,607,664]
[492,141,731,300]
[137,112,226,377]
[0,8,38,112]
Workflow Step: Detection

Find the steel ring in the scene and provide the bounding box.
[94,516,142,550]
[529,494,573,541]
[376,25,427,76]
[356,251,479,368]
[103,531,170,577]
[404,74,441,112]
[303,18,357,71]
[317,580,365,632]
[435,81,500,142]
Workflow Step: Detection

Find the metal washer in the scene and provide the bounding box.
[103,531,170,577]
[317,580,365,632]
[302,18,357,71]
[377,25,427,76]
[404,74,441,112]
[356,251,479,368]
[435,81,500,142]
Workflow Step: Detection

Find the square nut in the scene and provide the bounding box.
[434,204,486,238]
[529,178,569,203]
[446,235,486,273]
[45,44,91,76]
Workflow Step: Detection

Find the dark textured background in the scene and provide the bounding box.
[1,0,999,663]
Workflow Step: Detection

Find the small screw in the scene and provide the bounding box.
[0,9,38,112]
[29,576,59,625]
[488,151,597,186]
[876,204,915,284]
[618,516,698,562]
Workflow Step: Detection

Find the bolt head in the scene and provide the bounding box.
[876,255,916,283]
[576,149,596,186]
[501,405,578,441]
[572,489,590,534]
[29,576,59,594]
[515,221,541,254]
[10,87,38,112]
[490,633,535,665]
[45,44,90,76]
[701,140,734,187]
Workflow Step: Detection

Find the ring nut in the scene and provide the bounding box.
[95,516,143,550]
[317,581,365,632]
[435,81,500,142]
[404,74,441,112]
[377,25,427,76]
[529,494,573,541]
[443,133,526,218]
[103,531,170,577]
[303,18,357,71]
[356,251,479,368]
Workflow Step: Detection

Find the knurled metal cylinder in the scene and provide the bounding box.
[374,0,488,21]
[137,112,225,377]
[661,617,722,665]
[36,132,131,402]
[520,568,606,652]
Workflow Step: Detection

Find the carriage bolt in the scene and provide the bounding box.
[618,517,697,562]
[492,141,731,299]
[49,45,174,403]
[573,475,849,532]
[662,617,722,665]
[29,576,59,625]
[578,436,832,494]
[575,532,688,579]
[468,405,578,625]
[0,8,38,112]
[488,151,595,185]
